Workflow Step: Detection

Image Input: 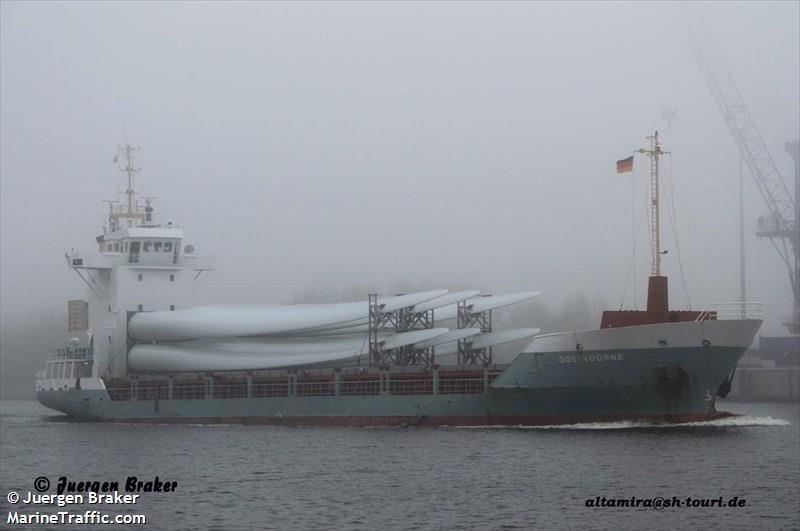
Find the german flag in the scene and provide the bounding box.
[616,155,633,173]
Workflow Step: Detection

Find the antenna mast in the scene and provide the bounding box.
[120,144,140,216]
[637,131,669,276]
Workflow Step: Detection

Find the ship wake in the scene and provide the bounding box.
[452,415,790,430]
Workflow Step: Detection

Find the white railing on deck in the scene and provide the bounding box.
[699,302,763,321]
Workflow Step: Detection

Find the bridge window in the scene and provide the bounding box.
[170,305,175,311]
[138,274,143,282]
[154,241,163,252]
[128,241,140,263]
[143,240,152,252]
[169,274,174,282]
[164,242,173,252]
[137,304,143,311]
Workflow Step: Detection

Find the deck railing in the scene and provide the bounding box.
[700,302,763,321]
[105,373,496,402]
[52,347,93,361]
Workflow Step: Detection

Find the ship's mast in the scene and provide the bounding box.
[121,144,140,217]
[637,131,669,276]
[107,144,144,230]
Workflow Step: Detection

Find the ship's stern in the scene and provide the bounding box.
[36,350,110,420]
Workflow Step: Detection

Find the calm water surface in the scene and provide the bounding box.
[0,401,798,530]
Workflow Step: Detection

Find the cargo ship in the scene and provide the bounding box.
[36,135,762,425]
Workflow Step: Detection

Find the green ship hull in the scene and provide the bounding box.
[37,342,748,426]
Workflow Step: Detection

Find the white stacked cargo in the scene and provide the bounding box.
[126,290,541,372]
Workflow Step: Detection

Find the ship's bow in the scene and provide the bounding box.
[491,318,762,422]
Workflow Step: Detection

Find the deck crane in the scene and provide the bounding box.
[687,17,799,334]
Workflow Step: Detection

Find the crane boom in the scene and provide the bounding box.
[691,43,795,243]
[686,15,798,333]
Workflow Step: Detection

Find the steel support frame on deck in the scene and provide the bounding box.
[457,300,493,366]
[368,293,436,368]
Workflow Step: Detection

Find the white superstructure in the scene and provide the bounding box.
[42,144,215,383]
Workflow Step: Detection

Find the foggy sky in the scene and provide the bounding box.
[1,1,798,397]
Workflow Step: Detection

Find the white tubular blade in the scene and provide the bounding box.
[379,289,448,312]
[129,289,448,342]
[128,344,362,373]
[380,328,450,350]
[413,328,482,348]
[433,291,540,321]
[412,290,481,312]
[468,328,541,349]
